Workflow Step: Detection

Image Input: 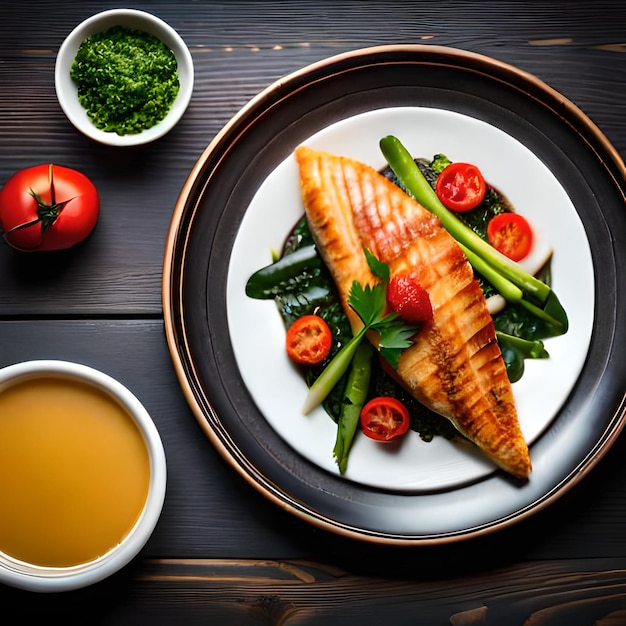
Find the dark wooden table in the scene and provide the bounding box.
[1,1,625,623]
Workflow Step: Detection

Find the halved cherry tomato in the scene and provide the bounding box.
[487,212,533,262]
[386,273,433,324]
[285,314,332,365]
[360,396,410,442]
[0,164,99,252]
[435,162,486,212]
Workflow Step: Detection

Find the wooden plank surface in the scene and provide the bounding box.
[0,0,624,315]
[1,0,625,618]
[1,321,626,565]
[3,557,626,624]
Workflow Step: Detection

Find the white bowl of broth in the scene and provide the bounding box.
[0,360,166,592]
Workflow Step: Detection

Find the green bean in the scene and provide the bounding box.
[245,245,322,299]
[333,341,374,474]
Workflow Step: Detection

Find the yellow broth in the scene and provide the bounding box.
[0,376,151,567]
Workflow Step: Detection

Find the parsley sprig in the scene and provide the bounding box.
[301,250,418,414]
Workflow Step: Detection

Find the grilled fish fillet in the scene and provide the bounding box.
[295,145,531,479]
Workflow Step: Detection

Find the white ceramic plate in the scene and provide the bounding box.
[227,106,594,490]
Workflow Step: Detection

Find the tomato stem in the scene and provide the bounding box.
[28,190,75,235]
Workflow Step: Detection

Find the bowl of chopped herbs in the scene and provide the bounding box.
[55,9,194,146]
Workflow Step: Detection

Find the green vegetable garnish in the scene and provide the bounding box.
[245,245,323,300]
[429,153,452,175]
[379,135,569,336]
[301,249,418,414]
[496,331,549,383]
[333,341,373,474]
[70,25,180,135]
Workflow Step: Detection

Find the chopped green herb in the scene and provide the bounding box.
[70,25,180,135]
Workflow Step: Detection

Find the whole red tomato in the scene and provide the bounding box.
[0,164,99,251]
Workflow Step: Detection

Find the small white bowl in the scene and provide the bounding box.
[0,360,167,592]
[55,9,194,146]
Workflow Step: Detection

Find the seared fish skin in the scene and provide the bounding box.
[295,145,531,480]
